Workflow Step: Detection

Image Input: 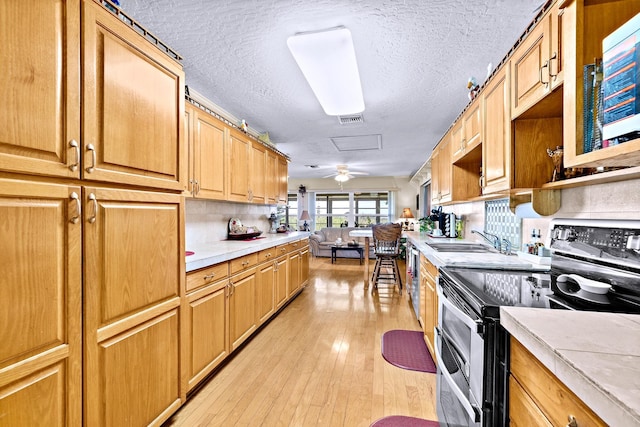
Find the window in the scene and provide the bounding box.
[354,192,388,227]
[314,192,389,230]
[286,193,298,230]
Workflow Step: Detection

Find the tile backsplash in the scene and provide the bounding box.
[185,199,276,247]
[447,178,640,249]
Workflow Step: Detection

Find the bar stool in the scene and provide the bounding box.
[371,223,403,293]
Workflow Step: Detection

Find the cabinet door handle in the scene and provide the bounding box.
[86,144,96,173]
[228,281,234,296]
[549,52,558,79]
[194,180,200,196]
[241,260,249,266]
[69,140,80,172]
[540,60,549,88]
[204,273,216,280]
[69,192,81,224]
[88,193,98,223]
[566,415,578,427]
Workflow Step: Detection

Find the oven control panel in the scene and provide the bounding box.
[549,220,640,266]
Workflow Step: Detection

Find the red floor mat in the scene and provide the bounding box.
[370,415,440,426]
[381,329,436,373]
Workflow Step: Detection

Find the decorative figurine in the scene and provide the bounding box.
[467,77,480,100]
[547,146,564,182]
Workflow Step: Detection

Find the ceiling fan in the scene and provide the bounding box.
[322,164,369,182]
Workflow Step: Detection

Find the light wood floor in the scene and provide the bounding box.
[165,256,438,426]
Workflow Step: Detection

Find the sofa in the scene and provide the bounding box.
[309,227,375,259]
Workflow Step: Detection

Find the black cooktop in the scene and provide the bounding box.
[439,267,553,319]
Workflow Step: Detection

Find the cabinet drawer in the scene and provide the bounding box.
[510,338,605,427]
[287,240,302,252]
[229,252,258,274]
[276,244,290,256]
[186,262,229,293]
[258,247,277,263]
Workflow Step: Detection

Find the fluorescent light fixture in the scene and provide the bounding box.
[287,27,364,116]
[335,174,350,182]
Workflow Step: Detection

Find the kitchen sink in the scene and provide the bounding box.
[427,242,499,253]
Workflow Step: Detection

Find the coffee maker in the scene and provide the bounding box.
[429,207,457,238]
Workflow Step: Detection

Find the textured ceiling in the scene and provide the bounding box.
[122,0,544,180]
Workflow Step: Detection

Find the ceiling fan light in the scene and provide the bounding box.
[287,27,365,116]
[335,174,350,182]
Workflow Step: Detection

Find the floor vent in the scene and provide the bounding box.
[338,114,364,125]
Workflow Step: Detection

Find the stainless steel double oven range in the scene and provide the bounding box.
[435,219,640,427]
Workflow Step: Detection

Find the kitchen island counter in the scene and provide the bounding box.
[186,231,310,272]
[501,307,640,426]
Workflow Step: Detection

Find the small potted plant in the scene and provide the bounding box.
[418,217,435,233]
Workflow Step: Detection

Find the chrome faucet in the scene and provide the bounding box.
[471,230,501,251]
[501,238,513,255]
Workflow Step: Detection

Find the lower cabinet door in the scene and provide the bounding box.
[257,262,276,325]
[275,255,289,308]
[288,252,301,297]
[509,376,553,427]
[83,187,183,426]
[229,268,257,351]
[87,310,181,427]
[186,281,229,391]
[0,179,82,427]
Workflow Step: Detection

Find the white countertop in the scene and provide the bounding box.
[186,231,310,272]
[501,307,640,426]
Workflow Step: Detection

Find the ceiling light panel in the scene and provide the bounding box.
[287,27,365,116]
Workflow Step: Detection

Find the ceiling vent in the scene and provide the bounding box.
[337,114,364,125]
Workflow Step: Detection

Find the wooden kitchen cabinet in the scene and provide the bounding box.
[256,261,277,325]
[82,0,186,191]
[250,141,267,204]
[482,66,512,194]
[452,99,482,163]
[510,3,560,119]
[184,279,229,391]
[509,337,605,427]
[278,155,289,204]
[420,254,438,362]
[83,187,184,427]
[0,0,81,179]
[275,254,290,308]
[228,128,253,203]
[229,267,258,351]
[266,150,278,204]
[185,103,228,199]
[562,0,640,168]
[0,179,82,427]
[430,135,452,205]
[287,239,310,298]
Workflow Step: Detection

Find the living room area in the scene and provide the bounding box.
[287,176,419,262]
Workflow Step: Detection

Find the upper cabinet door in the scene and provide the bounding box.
[82,0,186,191]
[277,155,288,204]
[250,141,266,204]
[228,130,251,202]
[482,67,512,194]
[510,14,552,119]
[0,0,81,178]
[193,109,228,200]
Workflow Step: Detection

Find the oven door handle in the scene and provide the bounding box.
[437,283,481,332]
[435,328,481,423]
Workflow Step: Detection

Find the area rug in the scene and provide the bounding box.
[381,330,436,373]
[370,415,440,427]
